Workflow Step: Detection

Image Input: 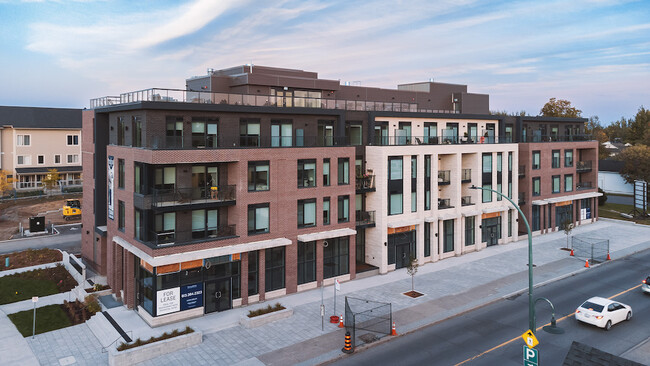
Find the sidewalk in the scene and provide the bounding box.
[15,219,650,365]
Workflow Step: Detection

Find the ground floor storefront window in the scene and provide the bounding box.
[324,237,349,278]
[265,247,285,292]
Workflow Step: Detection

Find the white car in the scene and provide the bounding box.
[643,276,650,294]
[575,296,632,331]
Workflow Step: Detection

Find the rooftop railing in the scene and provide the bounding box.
[90,88,458,114]
[520,134,593,143]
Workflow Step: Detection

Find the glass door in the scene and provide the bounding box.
[204,278,232,313]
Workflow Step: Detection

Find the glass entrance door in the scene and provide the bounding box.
[204,278,232,313]
[395,243,411,269]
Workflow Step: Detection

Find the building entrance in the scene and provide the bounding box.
[388,229,416,269]
[482,217,500,246]
[204,277,231,313]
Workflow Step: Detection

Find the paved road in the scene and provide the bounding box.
[332,249,650,366]
[0,224,81,254]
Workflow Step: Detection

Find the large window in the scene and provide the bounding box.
[508,210,512,237]
[424,223,431,257]
[118,159,125,189]
[297,241,316,285]
[248,204,269,234]
[117,117,126,146]
[16,134,30,146]
[565,150,573,167]
[443,219,454,253]
[240,119,261,147]
[191,209,218,239]
[565,174,573,192]
[265,247,285,291]
[347,123,362,146]
[323,159,330,186]
[552,150,560,168]
[67,135,79,146]
[118,201,125,232]
[166,116,183,148]
[482,184,492,203]
[411,156,417,212]
[323,197,330,225]
[424,155,431,211]
[532,177,541,196]
[323,237,349,279]
[497,183,503,201]
[154,166,175,190]
[134,208,144,241]
[388,157,403,215]
[298,159,316,188]
[248,251,258,296]
[17,155,31,165]
[271,121,292,147]
[338,158,349,185]
[337,195,349,223]
[552,175,561,193]
[156,212,176,243]
[532,205,540,231]
[67,154,79,164]
[298,199,316,228]
[465,216,475,246]
[532,151,541,170]
[132,116,142,148]
[482,153,492,173]
[248,161,269,191]
[191,118,218,148]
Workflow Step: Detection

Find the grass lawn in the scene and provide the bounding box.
[599,203,650,225]
[8,304,72,337]
[0,266,76,305]
[0,248,62,272]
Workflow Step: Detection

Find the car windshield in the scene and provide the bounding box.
[580,301,604,313]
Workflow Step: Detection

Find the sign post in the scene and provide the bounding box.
[523,345,539,365]
[521,329,539,349]
[32,296,38,339]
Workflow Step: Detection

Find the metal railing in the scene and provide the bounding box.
[461,169,471,182]
[371,134,509,146]
[438,170,451,185]
[355,210,376,226]
[461,196,473,206]
[91,88,459,114]
[438,198,453,209]
[519,134,593,143]
[355,175,376,190]
[576,182,594,191]
[151,185,236,207]
[148,225,236,246]
[576,161,592,172]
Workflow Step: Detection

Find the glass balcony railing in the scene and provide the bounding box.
[461,196,474,206]
[438,171,451,185]
[519,134,593,143]
[438,198,453,209]
[461,169,471,183]
[355,175,376,191]
[355,210,376,227]
[576,182,594,191]
[150,185,236,208]
[371,134,510,146]
[576,161,592,173]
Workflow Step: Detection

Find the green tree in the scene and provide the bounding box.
[0,170,15,197]
[605,117,630,142]
[42,169,60,194]
[628,106,650,145]
[490,110,527,117]
[560,218,573,249]
[540,98,582,118]
[406,256,419,293]
[619,145,650,184]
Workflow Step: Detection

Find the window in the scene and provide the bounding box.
[323,197,330,225]
[191,209,218,239]
[411,156,417,212]
[297,241,316,285]
[54,155,61,164]
[508,210,512,237]
[132,116,142,148]
[248,204,270,234]
[338,158,349,185]
[552,175,561,193]
[134,163,144,194]
[271,121,292,147]
[298,199,317,228]
[388,157,403,215]
[67,135,79,146]
[497,183,502,201]
[154,166,175,190]
[532,151,541,170]
[348,124,362,146]
[565,174,573,192]
[424,223,431,257]
[532,205,541,231]
[552,150,560,168]
[265,247,285,291]
[192,118,218,148]
[496,153,503,173]
[117,117,126,146]
[337,195,350,223]
[323,159,330,186]
[67,154,79,164]
[443,219,454,253]
[37,155,44,165]
[166,116,184,148]
[532,177,541,196]
[134,208,144,241]
[508,152,513,172]
[17,155,31,165]
[16,135,30,146]
[298,159,316,188]
[482,153,492,173]
[156,212,176,243]
[482,184,492,203]
[465,216,475,246]
[424,155,431,210]
[248,251,259,296]
[240,119,261,147]
[118,159,125,189]
[323,237,349,278]
[248,161,269,191]
[508,182,513,199]
[118,201,125,232]
[565,150,573,167]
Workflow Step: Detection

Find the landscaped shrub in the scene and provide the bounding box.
[116,326,195,351]
[247,303,285,318]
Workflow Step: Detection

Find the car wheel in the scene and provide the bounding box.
[626,312,632,321]
[604,320,612,331]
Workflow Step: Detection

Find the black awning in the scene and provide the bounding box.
[15,166,82,174]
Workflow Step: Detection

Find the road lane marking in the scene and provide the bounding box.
[454,283,642,365]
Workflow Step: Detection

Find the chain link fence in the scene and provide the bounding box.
[571,236,610,264]
[345,296,392,348]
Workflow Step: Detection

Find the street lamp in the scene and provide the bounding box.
[470,185,563,335]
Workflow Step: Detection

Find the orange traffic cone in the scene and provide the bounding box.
[606,253,611,260]
[569,249,574,256]
[338,314,345,328]
[391,322,397,336]
[584,259,590,268]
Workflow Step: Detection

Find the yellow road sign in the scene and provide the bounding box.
[521,330,539,349]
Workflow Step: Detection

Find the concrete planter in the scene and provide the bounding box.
[108,330,202,366]
[239,307,293,329]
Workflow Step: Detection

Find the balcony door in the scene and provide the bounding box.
[192,166,218,200]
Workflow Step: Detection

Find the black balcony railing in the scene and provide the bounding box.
[355,175,376,191]
[576,161,592,173]
[371,134,511,146]
[148,225,236,246]
[356,210,376,227]
[519,165,526,178]
[461,169,471,183]
[518,192,526,206]
[151,185,236,208]
[461,196,474,206]
[519,134,593,143]
[576,182,594,191]
[438,170,451,185]
[438,198,453,209]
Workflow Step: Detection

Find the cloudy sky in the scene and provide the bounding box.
[1,0,648,123]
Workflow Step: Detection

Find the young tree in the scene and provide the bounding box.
[406,256,419,293]
[619,145,650,184]
[42,169,60,194]
[0,169,15,197]
[540,98,582,118]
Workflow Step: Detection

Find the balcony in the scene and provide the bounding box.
[371,134,511,146]
[438,171,451,185]
[520,134,593,143]
[519,165,525,178]
[148,225,237,246]
[438,198,453,209]
[518,192,526,206]
[150,185,236,209]
[355,175,376,192]
[461,169,471,183]
[461,196,474,206]
[576,161,592,173]
[355,210,376,228]
[576,182,594,191]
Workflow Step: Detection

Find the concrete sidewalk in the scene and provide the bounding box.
[14,219,650,365]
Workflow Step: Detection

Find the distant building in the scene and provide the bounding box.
[598,160,633,196]
[0,106,82,192]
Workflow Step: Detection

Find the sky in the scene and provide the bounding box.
[0,0,648,123]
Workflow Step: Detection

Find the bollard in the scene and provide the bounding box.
[342,331,354,354]
[5,257,9,268]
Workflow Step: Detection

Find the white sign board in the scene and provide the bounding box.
[107,156,115,220]
[32,296,38,303]
[157,287,180,315]
[335,279,340,291]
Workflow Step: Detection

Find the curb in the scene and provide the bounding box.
[0,223,80,244]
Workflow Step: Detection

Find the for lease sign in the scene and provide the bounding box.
[157,287,180,315]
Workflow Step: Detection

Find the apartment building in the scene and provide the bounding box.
[83,65,593,325]
[0,106,82,191]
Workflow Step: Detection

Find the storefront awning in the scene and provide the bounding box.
[296,228,357,242]
[113,236,292,267]
[482,206,510,214]
[15,166,82,174]
[387,218,421,228]
[533,192,603,205]
[437,211,458,220]
[461,209,481,217]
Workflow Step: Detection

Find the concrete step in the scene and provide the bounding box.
[355,268,380,280]
[86,312,121,349]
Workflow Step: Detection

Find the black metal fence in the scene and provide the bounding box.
[345,296,392,348]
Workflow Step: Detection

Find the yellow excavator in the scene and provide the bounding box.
[62,199,81,220]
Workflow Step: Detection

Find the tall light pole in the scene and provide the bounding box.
[470,185,535,332]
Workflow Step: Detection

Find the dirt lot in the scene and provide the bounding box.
[0,195,81,240]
